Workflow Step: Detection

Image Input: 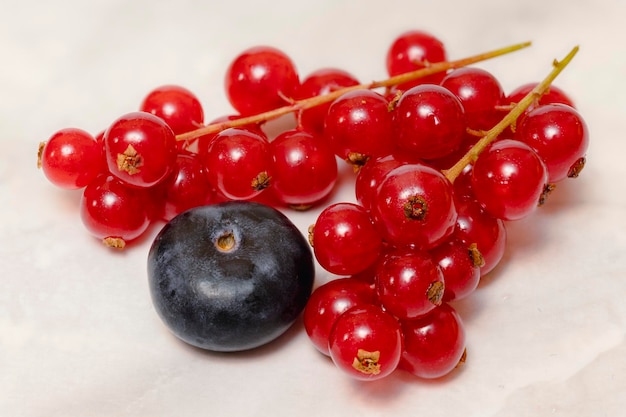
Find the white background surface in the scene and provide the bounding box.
[2,0,626,416]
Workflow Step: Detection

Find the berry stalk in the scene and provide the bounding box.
[176,41,532,142]
[442,45,580,183]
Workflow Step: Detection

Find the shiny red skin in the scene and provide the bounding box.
[296,68,359,135]
[324,89,394,162]
[441,67,505,131]
[371,163,457,249]
[312,203,383,276]
[225,46,300,115]
[40,128,104,189]
[269,129,338,208]
[80,174,151,244]
[328,304,403,381]
[375,249,444,320]
[355,155,405,211]
[385,30,447,90]
[399,303,466,379]
[104,111,177,188]
[515,103,589,182]
[430,237,480,302]
[139,84,204,135]
[303,278,376,356]
[471,139,548,221]
[453,196,507,277]
[393,84,466,160]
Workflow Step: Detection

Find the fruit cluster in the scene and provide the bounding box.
[37,30,587,381]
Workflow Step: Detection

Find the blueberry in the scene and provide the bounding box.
[147,201,315,352]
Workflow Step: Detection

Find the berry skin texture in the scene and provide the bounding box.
[471,139,549,221]
[515,103,589,182]
[80,174,151,248]
[371,163,457,249]
[399,303,466,379]
[303,278,376,356]
[147,201,315,352]
[328,304,403,381]
[104,111,178,188]
[38,128,104,189]
[225,46,300,116]
[311,202,383,276]
[139,84,204,135]
[430,237,481,302]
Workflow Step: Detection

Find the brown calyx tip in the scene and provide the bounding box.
[468,243,486,268]
[103,237,126,249]
[539,183,557,206]
[117,144,143,175]
[456,348,468,368]
[427,281,445,306]
[403,195,428,220]
[251,171,271,191]
[346,152,370,172]
[307,224,315,247]
[352,349,381,375]
[37,142,46,169]
[216,231,236,252]
[567,157,586,178]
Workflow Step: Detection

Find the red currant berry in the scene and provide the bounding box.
[354,154,405,211]
[303,278,376,356]
[393,84,466,160]
[38,128,104,189]
[441,67,505,131]
[375,249,444,320]
[371,163,457,249]
[429,237,480,302]
[296,68,359,135]
[471,139,548,221]
[515,103,589,182]
[312,203,383,276]
[225,46,299,115]
[80,174,151,249]
[324,89,394,167]
[156,152,215,221]
[104,111,177,188]
[269,129,338,209]
[386,30,447,90]
[453,196,507,277]
[139,84,204,135]
[203,127,272,200]
[506,82,575,109]
[328,304,403,381]
[399,303,466,379]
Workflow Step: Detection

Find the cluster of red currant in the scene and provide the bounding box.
[37,30,586,381]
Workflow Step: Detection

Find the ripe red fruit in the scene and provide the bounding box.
[139,84,204,135]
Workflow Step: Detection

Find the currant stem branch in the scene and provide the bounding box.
[176,41,532,142]
[442,45,580,183]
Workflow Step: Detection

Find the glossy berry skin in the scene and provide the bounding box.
[39,128,104,189]
[80,174,151,248]
[430,237,480,302]
[104,111,177,188]
[297,68,360,135]
[156,152,214,221]
[505,82,575,109]
[269,129,338,209]
[324,89,394,165]
[453,196,507,277]
[203,127,272,200]
[328,304,403,381]
[139,84,204,135]
[515,103,589,182]
[355,154,405,211]
[147,201,315,352]
[471,139,548,221]
[303,278,376,356]
[375,249,444,320]
[371,163,457,249]
[393,84,466,161]
[399,303,466,379]
[441,67,504,131]
[312,203,383,276]
[225,46,300,115]
[386,30,447,90]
